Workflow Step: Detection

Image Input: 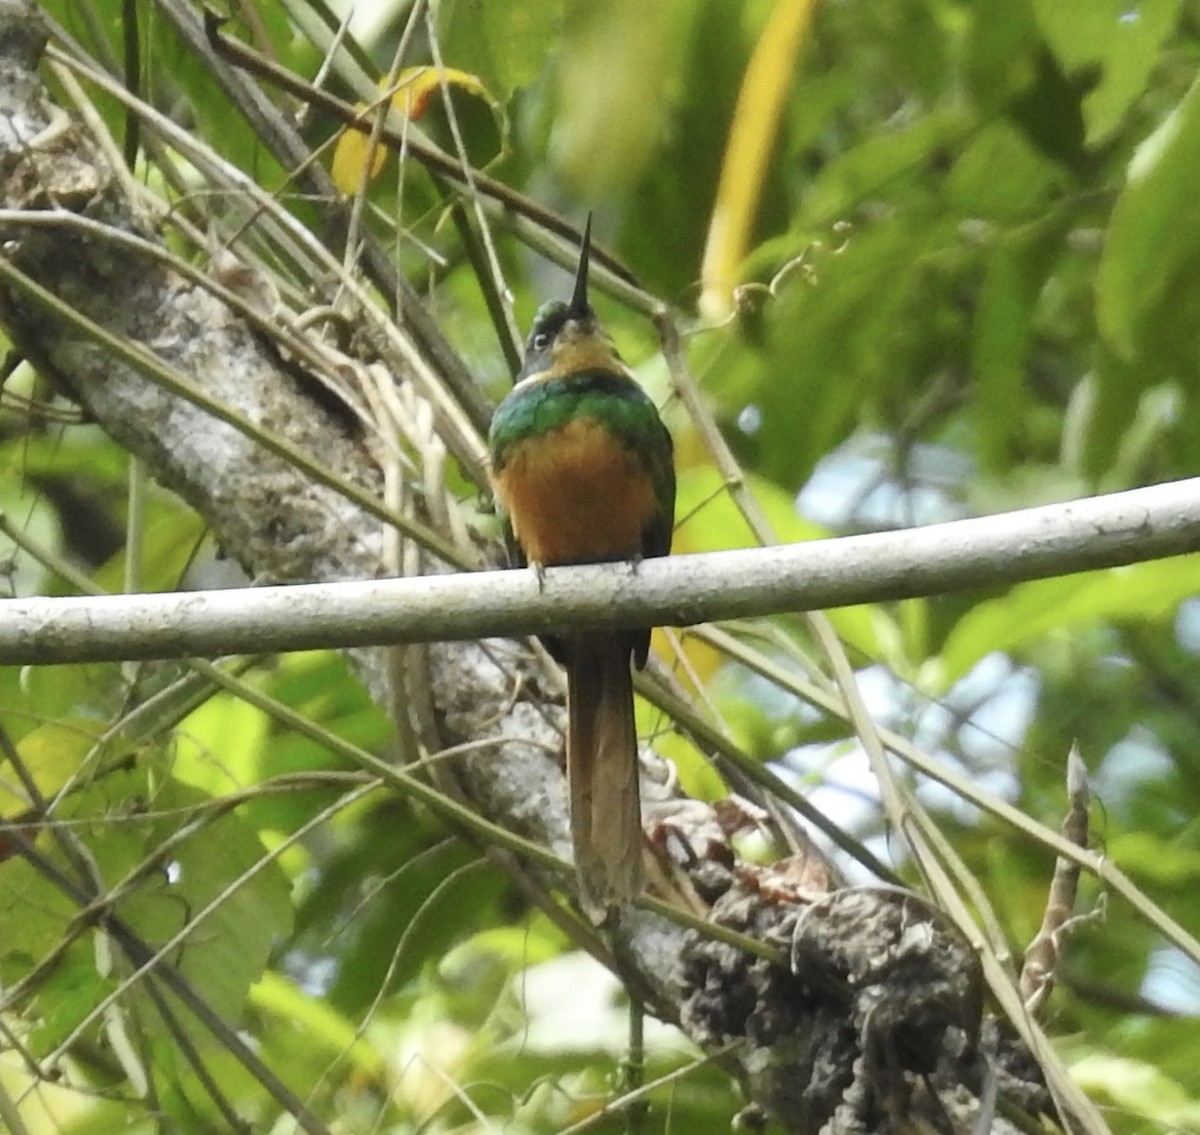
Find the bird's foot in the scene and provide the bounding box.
[530,560,547,592]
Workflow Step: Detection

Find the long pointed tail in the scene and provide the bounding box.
[566,633,643,913]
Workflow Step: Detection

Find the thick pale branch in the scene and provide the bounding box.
[3,476,1200,664]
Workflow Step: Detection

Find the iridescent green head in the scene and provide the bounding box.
[518,216,624,384]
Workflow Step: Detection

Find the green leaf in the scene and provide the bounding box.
[939,556,1200,684]
[61,771,294,1026]
[117,782,294,1026]
[674,466,824,554]
[964,0,1039,114]
[1108,831,1200,886]
[800,108,971,225]
[1033,0,1184,143]
[0,718,103,814]
[1097,74,1200,357]
[93,507,207,594]
[0,766,293,1056]
[173,687,271,797]
[250,971,385,1078]
[438,0,564,101]
[970,214,1069,470]
[24,939,115,1057]
[551,0,679,196]
[1069,1053,1200,1128]
[0,853,79,986]
[724,213,965,492]
[946,121,1062,220]
[1073,349,1144,483]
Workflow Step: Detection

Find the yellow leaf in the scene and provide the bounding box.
[331,67,491,195]
[394,66,488,122]
[0,719,103,819]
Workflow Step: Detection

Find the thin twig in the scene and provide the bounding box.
[1021,744,1092,1016]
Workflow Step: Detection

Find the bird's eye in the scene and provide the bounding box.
[531,332,550,351]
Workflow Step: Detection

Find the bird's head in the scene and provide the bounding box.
[517,217,627,385]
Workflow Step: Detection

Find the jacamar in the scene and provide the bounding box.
[487,220,676,913]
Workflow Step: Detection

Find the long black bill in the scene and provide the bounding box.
[568,214,593,319]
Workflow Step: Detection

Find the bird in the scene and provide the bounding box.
[487,219,675,915]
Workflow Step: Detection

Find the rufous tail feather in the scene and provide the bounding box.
[566,633,642,914]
